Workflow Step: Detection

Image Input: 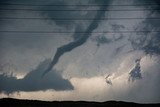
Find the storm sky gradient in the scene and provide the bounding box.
[0,0,160,103]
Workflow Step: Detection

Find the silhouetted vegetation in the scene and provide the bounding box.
[0,98,159,107]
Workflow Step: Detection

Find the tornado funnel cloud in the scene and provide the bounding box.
[42,1,109,77]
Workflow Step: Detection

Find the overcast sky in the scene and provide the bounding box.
[0,0,160,103]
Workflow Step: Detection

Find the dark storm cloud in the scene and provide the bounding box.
[142,35,160,55]
[42,0,107,29]
[41,0,74,28]
[128,59,142,82]
[130,22,160,55]
[91,35,112,46]
[42,0,111,76]
[111,24,125,31]
[131,0,160,55]
[0,0,9,4]
[41,0,95,29]
[114,44,126,55]
[0,59,73,94]
[90,23,125,47]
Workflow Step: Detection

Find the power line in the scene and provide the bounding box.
[0,18,159,20]
[0,3,159,6]
[0,8,160,11]
[0,31,159,34]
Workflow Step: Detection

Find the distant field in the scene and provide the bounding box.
[0,98,159,107]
